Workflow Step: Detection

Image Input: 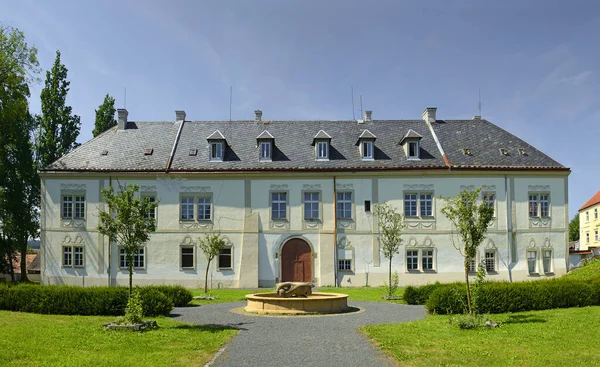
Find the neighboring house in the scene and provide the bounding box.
[1,252,41,282]
[39,107,570,288]
[579,190,600,253]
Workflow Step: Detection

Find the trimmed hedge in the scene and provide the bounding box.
[143,285,192,307]
[404,282,461,305]
[0,284,191,316]
[425,279,600,315]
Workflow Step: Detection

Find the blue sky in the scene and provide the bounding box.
[2,0,599,216]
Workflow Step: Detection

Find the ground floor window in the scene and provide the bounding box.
[406,248,436,272]
[218,247,232,269]
[406,250,419,271]
[527,250,537,274]
[338,259,352,271]
[63,246,84,267]
[543,250,553,273]
[119,248,145,269]
[485,250,496,273]
[181,247,195,269]
[337,246,354,272]
[468,255,477,273]
[421,249,434,271]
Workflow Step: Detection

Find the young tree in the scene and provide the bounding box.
[569,215,580,242]
[374,203,405,298]
[98,183,158,295]
[441,188,494,314]
[198,232,228,294]
[35,50,81,168]
[92,94,117,137]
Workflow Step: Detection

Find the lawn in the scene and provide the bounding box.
[190,286,405,305]
[0,311,238,367]
[362,306,600,367]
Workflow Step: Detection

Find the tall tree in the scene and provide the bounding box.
[441,188,494,315]
[198,233,228,294]
[0,25,40,281]
[374,203,405,299]
[36,50,80,168]
[97,183,158,295]
[569,215,580,242]
[92,94,117,137]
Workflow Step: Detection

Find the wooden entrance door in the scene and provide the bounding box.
[281,239,312,282]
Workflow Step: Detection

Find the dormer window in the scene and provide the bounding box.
[317,141,329,160]
[210,142,223,161]
[408,141,419,158]
[362,141,374,160]
[312,130,332,161]
[257,130,275,162]
[356,129,376,161]
[399,129,422,160]
[260,141,272,161]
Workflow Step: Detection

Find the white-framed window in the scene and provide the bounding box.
[483,192,496,216]
[119,248,145,269]
[260,141,272,161]
[336,192,352,219]
[197,197,211,220]
[587,232,590,243]
[529,193,550,218]
[304,192,320,220]
[485,250,496,273]
[527,250,537,274]
[468,255,477,273]
[63,246,84,267]
[406,250,419,271]
[210,141,224,161]
[271,192,287,220]
[361,141,374,160]
[586,211,590,222]
[404,192,434,217]
[422,249,434,271]
[337,246,353,272]
[62,194,86,219]
[181,197,194,221]
[338,259,352,271]
[143,195,156,219]
[218,247,232,269]
[596,230,599,241]
[181,246,195,269]
[543,250,552,273]
[316,141,329,160]
[408,141,419,159]
[595,208,598,220]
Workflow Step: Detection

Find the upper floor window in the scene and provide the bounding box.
[361,141,374,160]
[408,141,419,159]
[336,192,352,219]
[595,208,598,220]
[143,196,156,219]
[210,142,224,161]
[529,193,550,218]
[483,192,496,216]
[260,141,272,161]
[404,192,433,217]
[62,194,85,219]
[316,141,329,160]
[180,196,212,221]
[181,197,194,221]
[198,197,211,220]
[586,211,590,222]
[271,192,287,220]
[304,192,320,220]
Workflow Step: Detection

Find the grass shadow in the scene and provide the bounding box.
[503,314,547,324]
[173,322,250,332]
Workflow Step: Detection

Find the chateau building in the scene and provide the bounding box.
[40,107,570,288]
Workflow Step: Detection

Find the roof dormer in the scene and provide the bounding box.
[399,129,422,160]
[207,130,226,162]
[356,129,376,161]
[312,130,331,161]
[256,130,274,161]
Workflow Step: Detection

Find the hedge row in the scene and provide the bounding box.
[404,282,460,305]
[0,284,192,317]
[424,279,600,315]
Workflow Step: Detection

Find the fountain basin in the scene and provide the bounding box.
[245,292,349,315]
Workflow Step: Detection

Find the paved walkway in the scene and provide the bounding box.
[171,301,426,367]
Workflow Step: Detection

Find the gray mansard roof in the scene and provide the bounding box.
[44,117,567,173]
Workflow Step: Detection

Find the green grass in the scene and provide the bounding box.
[0,311,238,367]
[190,286,405,305]
[564,258,600,281]
[362,306,600,367]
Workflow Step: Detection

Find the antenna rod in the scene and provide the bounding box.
[229,85,232,122]
[351,86,355,120]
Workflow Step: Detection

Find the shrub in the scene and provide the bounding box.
[449,313,492,329]
[124,291,144,324]
[426,284,467,315]
[138,288,173,316]
[404,282,442,305]
[144,285,192,307]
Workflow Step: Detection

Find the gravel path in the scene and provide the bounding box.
[171,301,426,367]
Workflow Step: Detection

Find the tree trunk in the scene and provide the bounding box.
[388,257,392,298]
[464,258,472,314]
[19,238,28,282]
[8,250,15,282]
[128,262,133,296]
[204,260,210,294]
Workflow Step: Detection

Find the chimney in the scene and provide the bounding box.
[117,109,128,130]
[422,107,437,124]
[254,109,262,123]
[472,115,481,121]
[175,110,186,122]
[364,110,372,122]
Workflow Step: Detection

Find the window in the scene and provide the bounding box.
[271,192,287,220]
[595,208,598,220]
[181,247,194,269]
[62,194,85,219]
[529,193,550,218]
[596,230,599,241]
[61,245,84,268]
[304,192,319,220]
[543,250,552,273]
[485,251,496,272]
[408,141,419,159]
[181,197,194,221]
[586,211,590,222]
[527,250,537,274]
[364,200,371,213]
[336,192,352,219]
[218,248,232,269]
[316,141,329,160]
[143,196,156,219]
[406,250,419,271]
[210,142,223,161]
[260,141,272,161]
[119,248,145,269]
[63,247,72,267]
[404,192,434,217]
[361,141,374,160]
[468,256,477,273]
[338,259,352,271]
[587,232,590,243]
[197,197,211,220]
[483,192,495,215]
[422,249,434,271]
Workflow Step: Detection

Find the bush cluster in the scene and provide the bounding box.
[143,285,192,307]
[404,282,460,305]
[0,284,191,317]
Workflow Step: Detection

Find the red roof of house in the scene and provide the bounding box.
[6,253,39,274]
[579,190,600,212]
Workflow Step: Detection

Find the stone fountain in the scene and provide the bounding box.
[245,282,349,315]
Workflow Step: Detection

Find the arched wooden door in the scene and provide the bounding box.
[281,239,312,282]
